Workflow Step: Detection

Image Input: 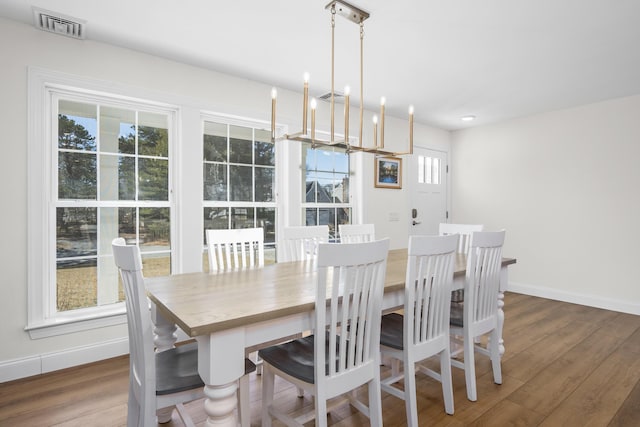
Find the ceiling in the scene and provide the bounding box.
[2,0,640,130]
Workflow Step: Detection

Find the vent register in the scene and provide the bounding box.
[33,7,86,39]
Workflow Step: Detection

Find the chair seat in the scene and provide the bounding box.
[449,301,464,327]
[258,333,341,384]
[380,312,404,350]
[156,342,256,395]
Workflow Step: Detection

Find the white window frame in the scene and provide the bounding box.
[27,67,179,338]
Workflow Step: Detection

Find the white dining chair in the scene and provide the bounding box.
[206,227,264,272]
[439,223,483,302]
[379,234,458,426]
[449,230,506,401]
[338,223,375,243]
[259,238,390,427]
[112,238,256,427]
[279,225,330,262]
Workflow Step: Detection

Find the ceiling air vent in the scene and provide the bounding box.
[33,7,86,39]
[318,91,345,102]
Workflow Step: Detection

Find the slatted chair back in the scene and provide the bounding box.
[465,230,505,328]
[279,225,329,262]
[318,239,389,396]
[338,223,375,243]
[438,223,484,254]
[112,238,156,425]
[206,227,264,272]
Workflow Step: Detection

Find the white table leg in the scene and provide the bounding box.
[497,266,509,357]
[151,302,177,352]
[197,330,246,427]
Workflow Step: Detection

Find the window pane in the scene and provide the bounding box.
[334,151,349,174]
[204,207,229,243]
[139,208,170,252]
[305,171,317,202]
[57,258,97,312]
[141,254,171,278]
[139,158,169,200]
[304,147,316,170]
[229,125,252,164]
[318,208,336,238]
[255,167,274,202]
[305,208,318,226]
[229,165,252,201]
[231,207,254,229]
[257,208,275,244]
[119,207,137,242]
[418,156,425,184]
[99,154,135,201]
[58,100,97,151]
[316,172,334,203]
[138,112,169,157]
[204,163,227,201]
[100,106,135,155]
[56,207,98,259]
[337,207,351,226]
[316,148,334,172]
[433,158,440,185]
[333,173,349,203]
[255,130,275,166]
[58,152,97,199]
[204,122,227,162]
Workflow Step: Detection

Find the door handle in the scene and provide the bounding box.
[412,220,421,226]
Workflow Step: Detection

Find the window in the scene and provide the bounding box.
[302,143,351,239]
[27,68,176,336]
[418,155,441,184]
[202,118,276,268]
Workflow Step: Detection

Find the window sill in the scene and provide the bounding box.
[25,305,127,339]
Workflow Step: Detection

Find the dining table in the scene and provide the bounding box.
[145,248,516,427]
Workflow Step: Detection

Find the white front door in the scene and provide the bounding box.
[408,147,448,235]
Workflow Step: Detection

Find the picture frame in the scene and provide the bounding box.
[374,156,402,189]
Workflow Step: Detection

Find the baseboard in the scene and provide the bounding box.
[1,328,191,383]
[508,281,640,315]
[0,337,129,383]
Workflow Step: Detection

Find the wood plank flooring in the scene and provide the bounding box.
[2,292,640,426]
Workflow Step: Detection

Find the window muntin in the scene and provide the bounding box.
[302,143,351,239]
[418,155,441,185]
[202,119,276,268]
[55,96,172,313]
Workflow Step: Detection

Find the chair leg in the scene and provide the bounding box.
[157,406,174,423]
[463,332,478,401]
[127,385,140,427]
[261,365,275,427]
[315,393,329,427]
[440,348,455,415]
[238,374,250,427]
[489,328,502,384]
[367,376,384,427]
[403,360,419,427]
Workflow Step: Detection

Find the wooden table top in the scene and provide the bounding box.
[145,249,516,337]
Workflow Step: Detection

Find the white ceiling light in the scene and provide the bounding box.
[461,115,476,122]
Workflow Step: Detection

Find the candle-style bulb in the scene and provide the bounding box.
[311,98,317,110]
[373,115,378,124]
[304,72,310,83]
[344,85,351,96]
[409,105,414,115]
[271,87,277,99]
[380,96,386,106]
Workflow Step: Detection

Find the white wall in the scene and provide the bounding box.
[0,17,448,380]
[451,94,640,313]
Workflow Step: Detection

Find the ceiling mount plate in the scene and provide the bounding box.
[325,0,370,24]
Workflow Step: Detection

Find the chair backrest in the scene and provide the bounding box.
[315,238,390,396]
[404,234,458,352]
[439,223,484,254]
[111,238,156,417]
[279,225,330,262]
[206,227,264,272]
[338,223,375,243]
[465,230,506,327]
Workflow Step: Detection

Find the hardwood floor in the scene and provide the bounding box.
[2,293,640,426]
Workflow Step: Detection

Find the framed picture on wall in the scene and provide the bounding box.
[374,156,402,189]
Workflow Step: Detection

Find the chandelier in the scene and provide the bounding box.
[270,0,413,156]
